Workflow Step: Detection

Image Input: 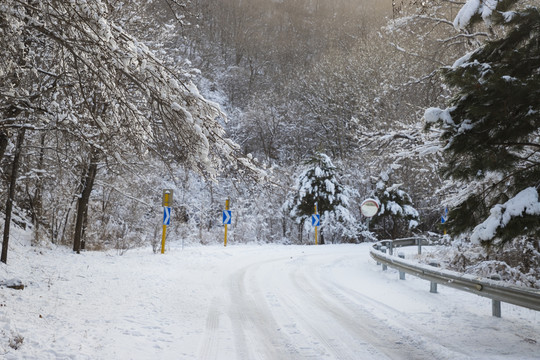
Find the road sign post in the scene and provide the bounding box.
[312,204,320,245]
[441,207,448,235]
[162,189,173,207]
[161,224,167,254]
[223,198,231,247]
[161,189,173,254]
[161,207,171,254]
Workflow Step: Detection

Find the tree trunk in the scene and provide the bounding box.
[81,203,89,251]
[320,230,325,245]
[73,151,98,253]
[391,219,398,240]
[28,132,46,245]
[1,128,26,264]
[0,130,9,161]
[60,206,73,245]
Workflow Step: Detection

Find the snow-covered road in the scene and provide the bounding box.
[1,242,539,359]
[202,249,433,359]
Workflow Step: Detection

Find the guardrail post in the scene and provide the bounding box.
[417,238,422,254]
[398,252,405,280]
[381,246,387,271]
[429,261,439,293]
[388,241,393,256]
[490,274,502,317]
[375,244,381,265]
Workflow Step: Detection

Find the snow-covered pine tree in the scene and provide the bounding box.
[283,153,358,244]
[425,5,540,246]
[370,171,419,239]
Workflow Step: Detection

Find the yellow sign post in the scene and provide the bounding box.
[224,198,230,247]
[442,207,448,235]
[314,204,318,245]
[161,223,167,254]
[162,189,173,207]
[161,190,173,254]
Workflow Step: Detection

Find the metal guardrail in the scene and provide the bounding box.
[370,238,540,316]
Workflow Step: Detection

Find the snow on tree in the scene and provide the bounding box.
[0,0,261,259]
[370,170,420,239]
[453,0,507,30]
[471,187,540,245]
[283,153,359,244]
[424,4,540,246]
[452,0,527,31]
[1,0,261,178]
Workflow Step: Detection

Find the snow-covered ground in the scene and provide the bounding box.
[1,232,539,359]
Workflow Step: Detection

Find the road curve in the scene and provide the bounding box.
[197,247,468,360]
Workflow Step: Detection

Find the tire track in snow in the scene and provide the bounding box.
[226,258,297,360]
[291,265,432,360]
[199,249,468,359]
[247,253,394,359]
[198,297,221,360]
[277,251,455,360]
[294,253,482,360]
[275,284,376,359]
[317,256,472,359]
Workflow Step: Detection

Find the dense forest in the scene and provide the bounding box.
[1,0,539,283]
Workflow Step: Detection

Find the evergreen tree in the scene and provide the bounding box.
[370,171,419,239]
[283,153,358,244]
[425,6,540,246]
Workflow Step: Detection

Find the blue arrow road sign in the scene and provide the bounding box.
[163,207,171,225]
[223,210,232,225]
[441,207,448,224]
[312,214,320,226]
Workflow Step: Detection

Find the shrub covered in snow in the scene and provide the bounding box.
[419,237,540,289]
[283,153,363,244]
[370,171,420,239]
